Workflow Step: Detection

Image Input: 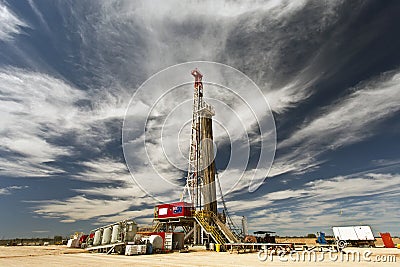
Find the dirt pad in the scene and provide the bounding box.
[0,245,398,266]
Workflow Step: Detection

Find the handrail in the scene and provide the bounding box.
[194,211,225,244]
[152,221,162,232]
[210,212,240,243]
[193,210,240,243]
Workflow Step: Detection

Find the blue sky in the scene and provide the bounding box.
[0,0,399,238]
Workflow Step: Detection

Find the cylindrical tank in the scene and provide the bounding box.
[111,224,120,243]
[93,230,102,246]
[149,235,163,250]
[102,227,112,244]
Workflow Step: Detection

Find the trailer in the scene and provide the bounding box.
[332,226,375,248]
[85,219,138,254]
[225,242,295,254]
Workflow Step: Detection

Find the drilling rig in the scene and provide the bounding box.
[152,69,241,247]
[183,68,217,213]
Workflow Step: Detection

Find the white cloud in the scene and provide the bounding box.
[0,84,159,223]
[0,185,28,195]
[59,219,75,223]
[305,173,400,201]
[270,70,400,177]
[0,157,66,177]
[74,158,131,183]
[263,60,326,114]
[2,135,71,163]
[110,0,309,19]
[0,3,27,41]
[0,68,86,176]
[31,0,347,198]
[234,172,400,236]
[93,0,340,99]
[0,67,135,178]
[0,68,86,133]
[29,155,159,224]
[32,195,134,221]
[31,190,158,224]
[282,71,400,149]
[3,0,395,233]
[0,0,347,181]
[95,209,155,225]
[27,0,49,32]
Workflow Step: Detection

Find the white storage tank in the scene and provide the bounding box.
[93,229,102,246]
[111,224,120,243]
[102,227,112,244]
[149,235,163,250]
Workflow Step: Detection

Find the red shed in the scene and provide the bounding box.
[155,202,194,219]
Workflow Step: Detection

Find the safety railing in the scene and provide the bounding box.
[194,211,226,244]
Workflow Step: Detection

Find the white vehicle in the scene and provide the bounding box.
[332,226,375,248]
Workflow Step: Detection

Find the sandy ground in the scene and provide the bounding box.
[0,246,399,267]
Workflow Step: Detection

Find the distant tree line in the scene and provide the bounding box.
[0,236,67,246]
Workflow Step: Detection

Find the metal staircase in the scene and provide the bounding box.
[194,211,226,244]
[211,213,240,243]
[194,210,240,244]
[215,173,243,240]
[152,221,162,232]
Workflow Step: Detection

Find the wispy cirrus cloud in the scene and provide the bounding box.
[0,3,27,41]
[32,230,49,233]
[0,67,154,225]
[0,67,133,178]
[269,70,400,177]
[27,0,49,32]
[222,71,400,191]
[31,196,134,223]
[29,155,158,224]
[281,71,400,150]
[2,0,399,236]
[0,68,85,177]
[0,185,28,195]
[31,191,157,225]
[231,172,400,235]
[73,158,132,184]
